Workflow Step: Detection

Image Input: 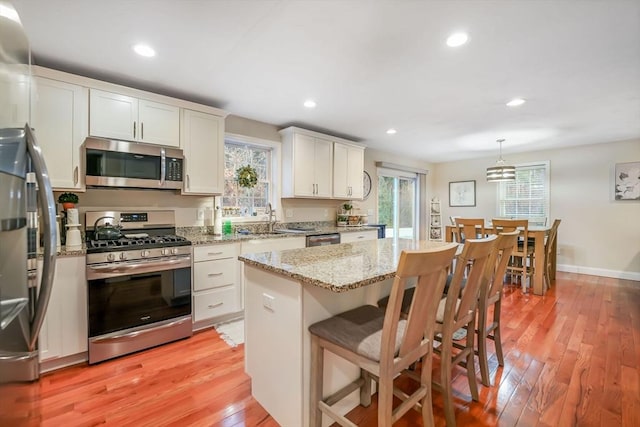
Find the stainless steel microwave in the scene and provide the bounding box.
[84,137,184,190]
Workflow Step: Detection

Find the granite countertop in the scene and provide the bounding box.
[42,225,380,253]
[182,226,378,246]
[238,239,459,293]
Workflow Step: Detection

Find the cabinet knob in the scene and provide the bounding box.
[133,121,136,138]
[73,166,78,185]
[208,302,223,309]
[141,122,144,139]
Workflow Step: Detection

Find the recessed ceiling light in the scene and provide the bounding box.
[303,99,316,108]
[506,98,526,107]
[386,128,397,135]
[132,44,156,58]
[446,32,468,47]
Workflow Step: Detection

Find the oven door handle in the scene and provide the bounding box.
[87,256,191,279]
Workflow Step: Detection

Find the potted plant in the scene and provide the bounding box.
[57,192,79,210]
[342,202,353,214]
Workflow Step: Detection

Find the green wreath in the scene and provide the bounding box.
[236,165,258,188]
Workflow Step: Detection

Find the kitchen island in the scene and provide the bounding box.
[239,238,456,427]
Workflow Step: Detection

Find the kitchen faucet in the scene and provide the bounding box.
[266,203,276,232]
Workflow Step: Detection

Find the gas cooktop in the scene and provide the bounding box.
[86,235,190,253]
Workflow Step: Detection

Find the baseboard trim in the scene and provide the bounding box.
[557,264,640,282]
[40,352,87,374]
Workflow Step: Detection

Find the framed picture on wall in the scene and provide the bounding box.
[449,180,476,207]
[615,161,640,200]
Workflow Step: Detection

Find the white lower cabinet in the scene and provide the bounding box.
[39,256,87,364]
[192,243,240,324]
[339,230,378,243]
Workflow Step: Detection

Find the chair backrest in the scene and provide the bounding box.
[454,217,485,241]
[545,219,561,264]
[491,219,528,256]
[484,231,519,301]
[449,216,460,226]
[442,236,497,331]
[380,243,459,366]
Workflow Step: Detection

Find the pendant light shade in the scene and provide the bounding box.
[486,139,516,182]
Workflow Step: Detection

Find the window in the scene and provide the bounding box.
[223,139,272,218]
[497,161,549,226]
[377,168,419,239]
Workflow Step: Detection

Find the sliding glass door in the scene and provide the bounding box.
[378,171,417,239]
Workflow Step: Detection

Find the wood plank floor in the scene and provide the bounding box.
[1,272,638,426]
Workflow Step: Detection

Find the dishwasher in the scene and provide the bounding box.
[306,233,340,247]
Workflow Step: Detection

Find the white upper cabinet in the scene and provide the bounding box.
[280,127,334,198]
[89,88,180,147]
[31,76,88,190]
[181,109,224,195]
[333,142,364,199]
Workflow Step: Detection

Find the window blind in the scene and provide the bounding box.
[497,162,549,225]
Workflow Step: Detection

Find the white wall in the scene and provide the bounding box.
[432,138,640,280]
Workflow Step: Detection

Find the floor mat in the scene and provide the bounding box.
[214,318,244,348]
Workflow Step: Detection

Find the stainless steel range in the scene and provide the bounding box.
[85,210,192,364]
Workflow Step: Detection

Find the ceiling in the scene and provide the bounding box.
[12,0,640,162]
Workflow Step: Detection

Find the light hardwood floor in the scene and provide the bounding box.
[1,272,638,426]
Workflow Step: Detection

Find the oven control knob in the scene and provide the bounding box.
[107,253,116,262]
[161,248,169,256]
[141,250,150,258]
[171,248,178,255]
[119,252,127,260]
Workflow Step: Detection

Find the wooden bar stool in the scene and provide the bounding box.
[491,219,533,292]
[308,243,458,427]
[475,231,519,386]
[432,235,497,426]
[543,219,561,291]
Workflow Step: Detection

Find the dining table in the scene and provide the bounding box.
[444,224,554,295]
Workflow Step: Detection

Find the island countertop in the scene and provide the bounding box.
[238,238,458,292]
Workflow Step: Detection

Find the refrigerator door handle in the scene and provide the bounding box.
[24,125,57,351]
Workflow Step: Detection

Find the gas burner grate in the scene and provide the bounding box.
[86,235,190,251]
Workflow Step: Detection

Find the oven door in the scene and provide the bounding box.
[87,256,191,338]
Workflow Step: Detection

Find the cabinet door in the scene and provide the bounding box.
[333,143,349,198]
[292,133,316,196]
[39,256,87,362]
[313,136,333,198]
[89,88,138,141]
[346,145,364,199]
[181,109,224,195]
[32,77,87,190]
[138,99,180,147]
[0,69,30,127]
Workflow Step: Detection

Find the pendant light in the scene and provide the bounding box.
[486,138,516,182]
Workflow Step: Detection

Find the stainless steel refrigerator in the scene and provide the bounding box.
[0,1,57,383]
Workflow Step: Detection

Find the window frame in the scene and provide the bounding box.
[376,166,421,239]
[495,160,550,225]
[223,133,281,223]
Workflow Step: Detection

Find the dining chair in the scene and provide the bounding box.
[308,243,458,427]
[475,231,519,386]
[491,219,533,292]
[543,219,561,291]
[432,235,497,426]
[454,217,486,242]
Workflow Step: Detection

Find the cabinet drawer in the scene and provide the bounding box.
[340,230,378,243]
[193,287,239,322]
[194,243,238,262]
[193,258,237,291]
